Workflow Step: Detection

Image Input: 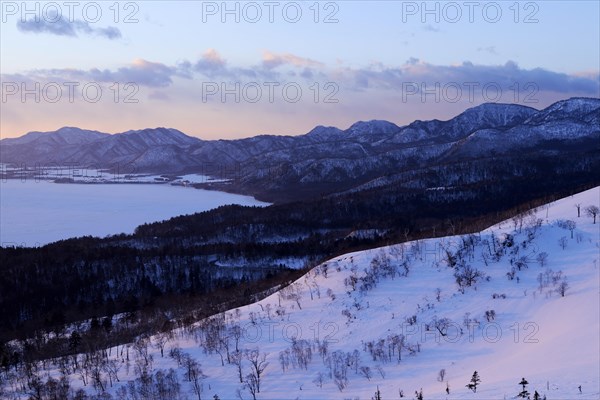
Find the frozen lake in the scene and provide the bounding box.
[0,179,267,246]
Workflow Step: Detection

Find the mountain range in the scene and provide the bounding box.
[1,97,599,202]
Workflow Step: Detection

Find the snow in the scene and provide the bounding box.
[0,179,268,246]
[214,187,599,400]
[3,187,599,399]
[176,173,230,184]
[0,164,230,185]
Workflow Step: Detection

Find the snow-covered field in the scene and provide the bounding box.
[0,164,229,184]
[0,179,267,246]
[3,187,599,399]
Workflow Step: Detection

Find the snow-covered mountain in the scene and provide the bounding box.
[0,127,109,146]
[1,97,599,201]
[3,187,598,399]
[0,127,201,171]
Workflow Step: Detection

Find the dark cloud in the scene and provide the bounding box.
[96,60,178,87]
[337,60,600,95]
[21,59,181,88]
[17,15,121,40]
[191,49,286,81]
[193,49,229,78]
[300,68,314,79]
[4,52,597,98]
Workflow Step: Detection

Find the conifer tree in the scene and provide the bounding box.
[466,371,481,393]
[518,377,530,398]
[372,386,382,400]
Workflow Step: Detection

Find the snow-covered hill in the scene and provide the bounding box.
[3,187,598,399]
[0,127,109,146]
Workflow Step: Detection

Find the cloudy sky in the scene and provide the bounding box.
[1,1,599,139]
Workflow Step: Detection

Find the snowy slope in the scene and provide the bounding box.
[5,187,599,399]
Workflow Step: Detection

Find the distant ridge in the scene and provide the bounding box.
[1,97,599,201]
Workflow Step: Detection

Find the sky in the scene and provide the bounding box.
[1,0,599,139]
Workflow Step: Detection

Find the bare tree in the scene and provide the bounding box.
[327,351,349,391]
[103,359,121,387]
[133,336,151,367]
[245,373,259,400]
[558,236,568,250]
[389,244,405,263]
[359,366,372,381]
[230,324,242,352]
[231,350,244,383]
[78,357,90,387]
[433,317,453,337]
[438,368,446,382]
[218,335,231,365]
[153,332,170,358]
[281,282,303,309]
[317,340,329,362]
[514,255,531,271]
[575,203,581,217]
[169,346,184,367]
[536,252,548,267]
[389,334,406,363]
[245,349,269,393]
[557,278,569,297]
[291,339,312,370]
[313,372,325,388]
[183,355,205,400]
[565,220,576,238]
[585,205,599,224]
[89,352,106,393]
[454,264,484,293]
